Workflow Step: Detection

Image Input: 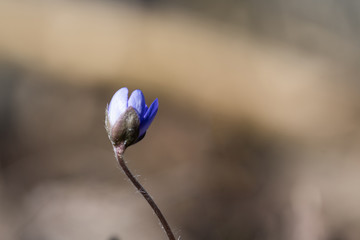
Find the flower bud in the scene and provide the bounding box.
[105,87,159,148]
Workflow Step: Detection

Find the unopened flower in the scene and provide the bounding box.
[105,87,159,147]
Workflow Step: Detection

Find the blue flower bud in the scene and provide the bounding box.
[106,87,159,147]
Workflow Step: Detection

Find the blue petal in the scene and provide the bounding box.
[139,98,159,137]
[144,104,148,115]
[108,87,128,126]
[143,98,158,119]
[128,89,146,117]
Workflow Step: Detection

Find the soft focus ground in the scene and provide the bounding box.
[1,1,360,240]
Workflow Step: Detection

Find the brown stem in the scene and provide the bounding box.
[114,145,176,240]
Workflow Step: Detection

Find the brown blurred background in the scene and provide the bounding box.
[1,0,360,239]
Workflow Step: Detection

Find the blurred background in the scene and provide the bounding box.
[1,0,360,239]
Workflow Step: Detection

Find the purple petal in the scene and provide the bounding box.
[139,98,159,137]
[144,104,148,115]
[128,89,146,117]
[108,87,128,126]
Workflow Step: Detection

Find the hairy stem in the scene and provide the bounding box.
[114,145,176,240]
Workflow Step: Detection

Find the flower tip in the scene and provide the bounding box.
[128,89,146,115]
[153,98,159,108]
[108,87,129,126]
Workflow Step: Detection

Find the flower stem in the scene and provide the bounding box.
[114,145,176,240]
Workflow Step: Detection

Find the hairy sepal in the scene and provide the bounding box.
[106,107,140,148]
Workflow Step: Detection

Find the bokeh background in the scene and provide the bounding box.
[1,0,360,239]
